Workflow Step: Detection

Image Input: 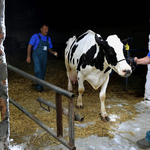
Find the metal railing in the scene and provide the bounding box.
[7,64,81,150]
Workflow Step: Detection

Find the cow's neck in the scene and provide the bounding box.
[94,46,108,71]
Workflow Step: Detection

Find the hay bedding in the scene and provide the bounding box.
[8,57,144,148]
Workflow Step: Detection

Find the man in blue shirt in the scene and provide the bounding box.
[26,24,58,92]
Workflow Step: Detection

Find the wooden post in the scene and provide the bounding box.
[55,93,63,137]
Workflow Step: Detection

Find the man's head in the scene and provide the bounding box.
[40,24,49,36]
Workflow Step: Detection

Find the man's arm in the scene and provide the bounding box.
[48,48,58,57]
[26,44,32,63]
[134,56,150,65]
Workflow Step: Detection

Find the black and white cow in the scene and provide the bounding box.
[65,30,132,121]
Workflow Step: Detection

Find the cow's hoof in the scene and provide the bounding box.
[99,113,110,122]
[76,105,84,109]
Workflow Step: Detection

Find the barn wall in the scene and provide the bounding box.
[6,25,149,48]
[4,1,149,57]
[4,25,148,59]
[0,0,9,149]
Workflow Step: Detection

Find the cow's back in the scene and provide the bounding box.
[65,30,100,71]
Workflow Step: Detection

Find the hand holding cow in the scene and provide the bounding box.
[134,56,150,65]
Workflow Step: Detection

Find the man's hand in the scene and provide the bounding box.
[49,48,58,57]
[54,52,58,57]
[26,44,32,63]
[134,57,138,64]
[26,56,31,63]
[134,56,150,65]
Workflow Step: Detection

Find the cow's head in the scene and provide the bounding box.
[95,34,132,77]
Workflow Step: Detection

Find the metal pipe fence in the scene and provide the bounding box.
[37,97,84,122]
[7,64,75,99]
[8,64,76,150]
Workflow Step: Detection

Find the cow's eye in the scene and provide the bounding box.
[109,47,115,56]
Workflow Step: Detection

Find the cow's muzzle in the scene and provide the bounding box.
[123,69,132,77]
[126,57,137,71]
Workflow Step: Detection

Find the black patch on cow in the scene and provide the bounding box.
[73,58,75,64]
[67,50,70,63]
[82,45,97,69]
[77,59,79,64]
[77,53,86,71]
[70,44,78,62]
[77,44,105,71]
[94,46,104,71]
[70,39,76,50]
[100,42,117,66]
[77,44,106,72]
[104,67,111,73]
[104,46,117,66]
[76,32,88,42]
[66,51,68,55]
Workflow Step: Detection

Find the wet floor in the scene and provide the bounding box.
[9,100,150,150]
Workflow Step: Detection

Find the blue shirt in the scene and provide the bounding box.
[147,51,150,58]
[29,33,53,50]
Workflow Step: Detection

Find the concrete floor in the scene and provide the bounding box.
[38,111,150,150]
[8,100,150,150]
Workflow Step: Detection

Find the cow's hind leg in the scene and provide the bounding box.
[67,71,73,91]
[65,58,73,92]
[76,72,84,109]
[99,75,110,121]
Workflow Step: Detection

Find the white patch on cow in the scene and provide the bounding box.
[66,35,76,44]
[94,45,99,59]
[82,65,111,90]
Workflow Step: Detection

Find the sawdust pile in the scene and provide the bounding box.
[8,57,145,148]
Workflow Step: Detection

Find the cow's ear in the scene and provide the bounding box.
[95,34,107,48]
[98,41,108,48]
[121,37,133,45]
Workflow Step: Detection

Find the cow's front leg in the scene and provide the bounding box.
[99,75,110,121]
[76,72,84,109]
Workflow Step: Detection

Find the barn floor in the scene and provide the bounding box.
[39,101,150,150]
[7,56,150,150]
[9,101,150,150]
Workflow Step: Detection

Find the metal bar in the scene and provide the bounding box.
[37,97,84,122]
[68,98,75,147]
[7,64,75,100]
[55,93,63,137]
[39,103,50,112]
[9,98,76,150]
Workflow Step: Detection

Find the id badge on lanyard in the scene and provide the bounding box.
[43,46,47,51]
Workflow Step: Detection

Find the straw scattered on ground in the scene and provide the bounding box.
[8,56,145,148]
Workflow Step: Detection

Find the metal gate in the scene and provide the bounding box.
[8,64,83,150]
